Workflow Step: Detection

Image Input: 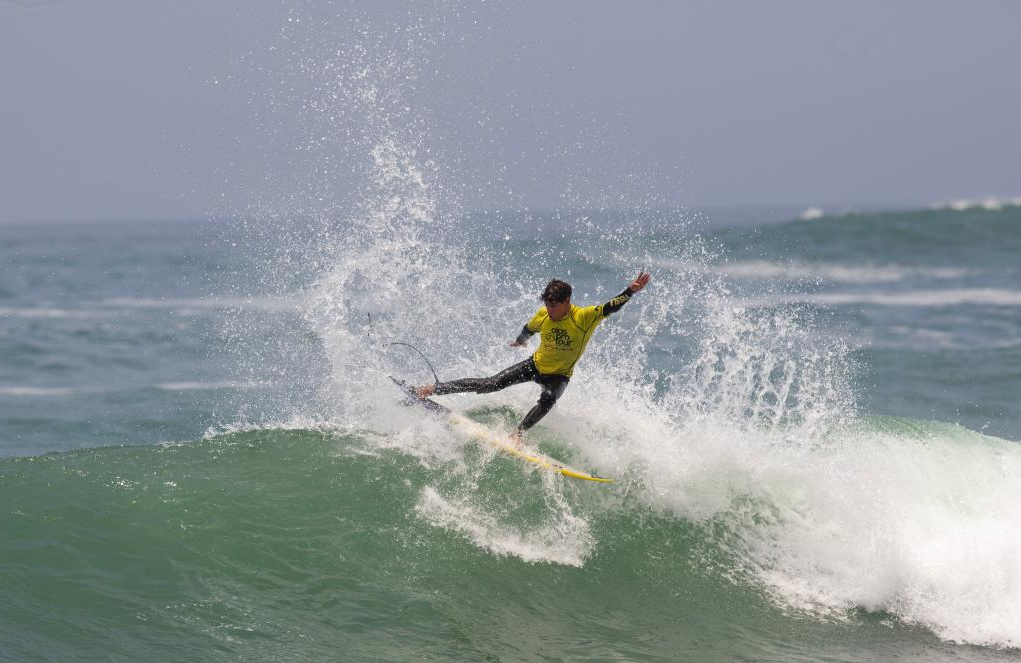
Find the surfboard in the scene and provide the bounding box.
[390,377,614,483]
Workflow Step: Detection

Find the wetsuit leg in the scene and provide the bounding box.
[433,358,538,396]
[518,374,569,430]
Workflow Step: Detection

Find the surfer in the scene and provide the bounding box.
[416,272,651,444]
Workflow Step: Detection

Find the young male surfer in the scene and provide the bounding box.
[416,272,651,444]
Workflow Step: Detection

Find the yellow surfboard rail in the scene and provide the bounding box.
[448,413,615,484]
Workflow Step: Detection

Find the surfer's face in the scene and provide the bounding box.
[544,298,571,321]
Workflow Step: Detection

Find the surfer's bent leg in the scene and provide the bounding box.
[518,375,569,430]
[432,358,537,396]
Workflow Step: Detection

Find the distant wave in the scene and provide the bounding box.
[929,196,1021,212]
[741,288,1021,309]
[0,386,78,397]
[0,382,270,397]
[642,256,971,285]
[156,381,272,391]
[793,205,869,221]
[718,260,969,284]
[0,297,298,319]
[100,296,300,312]
[0,307,99,319]
[798,207,826,220]
[793,197,1021,221]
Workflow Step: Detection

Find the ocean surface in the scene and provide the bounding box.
[2,199,1020,662]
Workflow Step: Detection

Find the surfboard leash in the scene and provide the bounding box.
[386,341,441,386]
[366,314,441,386]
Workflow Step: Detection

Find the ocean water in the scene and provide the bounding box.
[2,199,1020,662]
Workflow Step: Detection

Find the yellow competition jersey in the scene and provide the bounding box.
[525,304,607,377]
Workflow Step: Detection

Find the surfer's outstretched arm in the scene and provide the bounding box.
[600,271,651,317]
[510,325,534,347]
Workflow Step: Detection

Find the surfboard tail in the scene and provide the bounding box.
[389,376,451,415]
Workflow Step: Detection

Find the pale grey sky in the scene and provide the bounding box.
[1,0,1019,224]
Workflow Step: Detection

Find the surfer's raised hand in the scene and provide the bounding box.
[628,271,651,293]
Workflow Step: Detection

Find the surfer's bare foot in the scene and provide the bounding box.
[510,428,524,448]
[415,384,435,398]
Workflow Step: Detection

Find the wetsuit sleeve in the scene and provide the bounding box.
[599,287,636,317]
[513,325,534,345]
[515,308,546,344]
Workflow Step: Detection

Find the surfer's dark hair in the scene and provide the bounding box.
[541,279,572,303]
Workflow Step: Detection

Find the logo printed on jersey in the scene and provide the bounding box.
[608,293,631,308]
[545,328,572,348]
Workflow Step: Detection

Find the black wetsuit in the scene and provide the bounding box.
[432,288,637,431]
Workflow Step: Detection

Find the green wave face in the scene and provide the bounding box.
[4,418,1018,662]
